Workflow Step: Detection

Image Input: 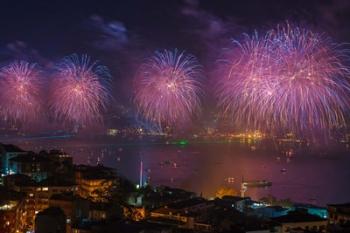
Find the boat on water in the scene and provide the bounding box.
[243,180,272,187]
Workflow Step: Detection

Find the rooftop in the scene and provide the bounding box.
[0,143,24,153]
[4,174,36,186]
[272,210,326,223]
[39,177,76,187]
[50,192,78,202]
[75,164,117,180]
[38,149,71,159]
[166,197,207,209]
[328,203,350,215]
[328,203,350,208]
[0,186,25,201]
[264,206,288,211]
[220,196,251,202]
[10,152,51,163]
[149,217,186,226]
[152,207,200,217]
[37,207,65,217]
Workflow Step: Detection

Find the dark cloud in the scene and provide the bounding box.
[181,0,231,42]
[179,0,241,64]
[85,15,129,51]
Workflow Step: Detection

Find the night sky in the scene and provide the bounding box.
[1,0,350,129]
[1,1,349,64]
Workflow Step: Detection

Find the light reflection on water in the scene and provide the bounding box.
[16,137,350,207]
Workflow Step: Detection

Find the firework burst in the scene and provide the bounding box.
[0,61,43,123]
[217,23,350,137]
[134,49,203,126]
[49,54,111,127]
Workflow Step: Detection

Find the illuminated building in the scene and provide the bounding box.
[150,198,213,230]
[9,152,51,182]
[42,150,74,176]
[74,165,118,203]
[4,175,76,231]
[215,196,251,213]
[35,207,66,233]
[252,206,290,219]
[123,206,146,221]
[49,193,89,233]
[88,202,109,221]
[328,203,350,225]
[293,204,328,219]
[0,187,26,233]
[142,186,196,209]
[1,145,73,184]
[0,143,26,175]
[272,209,327,233]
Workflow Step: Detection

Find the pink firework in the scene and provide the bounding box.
[134,49,203,126]
[49,54,111,126]
[217,24,350,136]
[0,61,43,123]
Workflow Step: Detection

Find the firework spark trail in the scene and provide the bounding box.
[217,24,350,137]
[0,61,43,123]
[49,54,111,127]
[134,49,203,126]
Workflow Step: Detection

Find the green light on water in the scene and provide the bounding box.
[178,139,189,145]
